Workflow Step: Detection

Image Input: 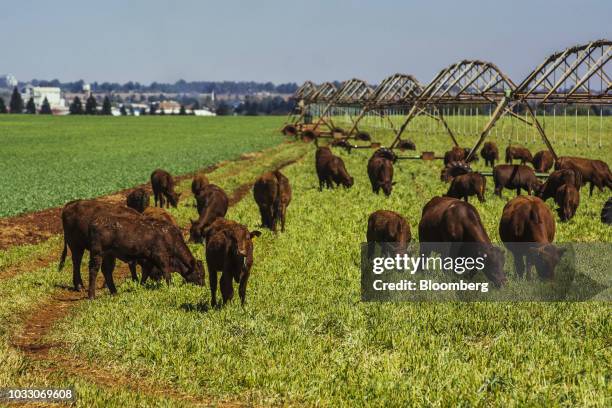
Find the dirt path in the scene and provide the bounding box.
[8,152,306,406]
[0,141,297,251]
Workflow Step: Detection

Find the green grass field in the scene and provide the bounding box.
[0,115,610,406]
[0,115,283,217]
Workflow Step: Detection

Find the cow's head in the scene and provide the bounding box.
[183,259,204,286]
[189,219,204,243]
[483,245,507,288]
[167,191,181,208]
[529,244,567,280]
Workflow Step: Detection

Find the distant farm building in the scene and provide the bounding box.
[23,85,68,114]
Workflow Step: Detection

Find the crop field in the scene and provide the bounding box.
[0,116,610,406]
[0,115,284,217]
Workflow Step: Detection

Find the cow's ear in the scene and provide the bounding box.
[391,181,397,186]
[250,230,262,238]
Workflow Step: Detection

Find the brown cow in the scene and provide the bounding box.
[499,196,566,280]
[151,169,181,208]
[555,156,612,196]
[204,218,261,306]
[537,169,582,201]
[190,184,229,243]
[505,145,533,165]
[366,210,411,258]
[445,172,487,203]
[531,150,554,173]
[315,147,353,190]
[367,155,395,196]
[480,142,499,167]
[554,184,580,222]
[253,170,292,232]
[59,199,140,291]
[418,196,506,287]
[130,207,180,283]
[87,212,204,299]
[191,173,209,195]
[493,164,542,197]
[126,188,150,213]
[444,146,467,166]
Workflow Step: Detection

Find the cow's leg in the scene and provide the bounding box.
[208,265,218,307]
[512,250,525,279]
[220,271,234,305]
[516,187,521,196]
[101,256,117,295]
[280,205,287,232]
[589,182,595,196]
[129,262,138,281]
[87,254,102,299]
[326,177,333,189]
[238,273,249,306]
[71,247,85,291]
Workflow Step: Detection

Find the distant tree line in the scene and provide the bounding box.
[27,79,298,95]
[232,96,294,116]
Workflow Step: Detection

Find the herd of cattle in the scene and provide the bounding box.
[56,141,611,303]
[316,141,612,286]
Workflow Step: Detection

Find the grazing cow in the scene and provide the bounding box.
[445,172,487,203]
[151,169,181,208]
[59,200,140,291]
[87,212,204,299]
[191,173,209,195]
[499,196,566,280]
[505,145,533,165]
[253,170,292,232]
[126,188,150,213]
[366,210,411,258]
[493,164,542,197]
[444,146,467,166]
[480,142,499,167]
[204,218,261,306]
[190,184,229,243]
[418,196,506,287]
[554,184,580,222]
[602,198,612,225]
[537,169,582,201]
[367,155,395,196]
[532,150,555,173]
[440,161,472,183]
[315,147,354,190]
[129,207,180,283]
[555,156,612,196]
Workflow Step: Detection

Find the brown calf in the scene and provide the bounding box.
[204,218,261,307]
[531,150,554,173]
[499,196,566,280]
[555,156,612,196]
[366,210,411,258]
[493,164,542,197]
[315,147,353,190]
[367,155,395,196]
[151,169,181,208]
[126,188,150,213]
[554,184,580,222]
[418,196,506,287]
[253,170,292,232]
[191,173,209,195]
[505,145,533,165]
[480,142,499,167]
[445,172,487,203]
[190,184,229,243]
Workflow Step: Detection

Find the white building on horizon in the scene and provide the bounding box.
[23,85,67,112]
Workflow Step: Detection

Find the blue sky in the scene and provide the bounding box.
[1,0,610,85]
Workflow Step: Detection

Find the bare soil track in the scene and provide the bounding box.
[7,150,306,406]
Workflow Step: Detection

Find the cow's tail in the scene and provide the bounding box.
[58,237,68,271]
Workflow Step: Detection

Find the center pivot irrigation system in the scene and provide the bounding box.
[283,39,611,161]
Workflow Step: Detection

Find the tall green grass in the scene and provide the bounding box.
[0,115,283,217]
